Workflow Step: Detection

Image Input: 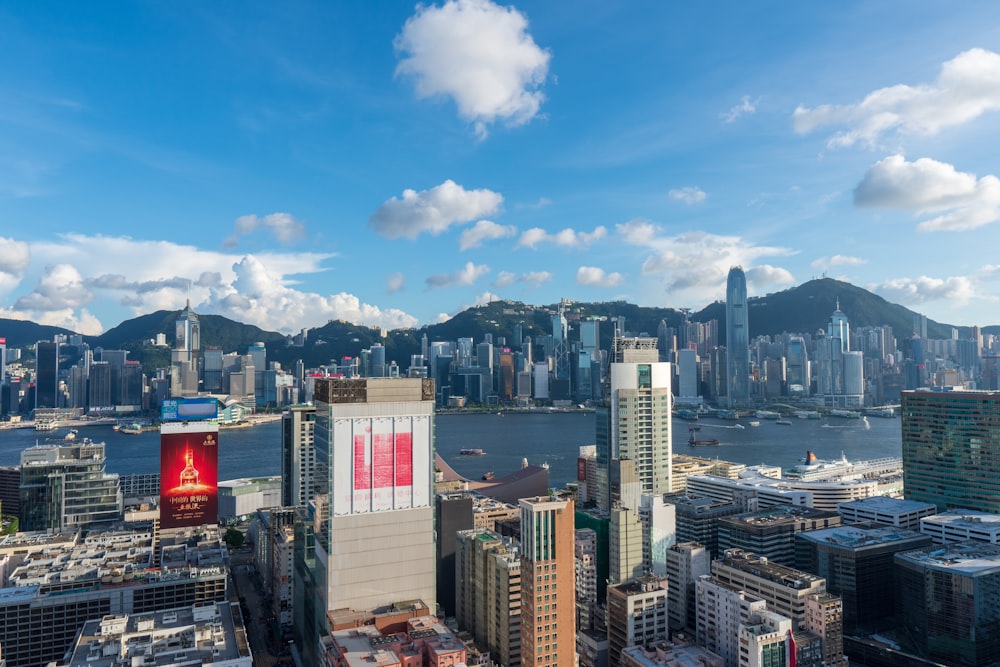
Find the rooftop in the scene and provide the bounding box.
[897,542,1000,574]
[62,602,251,666]
[922,510,1000,530]
[725,505,839,527]
[839,496,937,513]
[797,522,930,549]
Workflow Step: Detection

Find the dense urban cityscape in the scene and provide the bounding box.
[0,268,998,666]
[4,2,1000,666]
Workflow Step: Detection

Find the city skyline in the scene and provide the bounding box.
[2,2,1000,336]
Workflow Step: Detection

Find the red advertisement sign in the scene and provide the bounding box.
[577,457,587,481]
[160,424,218,529]
[394,432,413,487]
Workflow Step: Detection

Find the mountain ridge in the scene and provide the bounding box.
[1,278,994,374]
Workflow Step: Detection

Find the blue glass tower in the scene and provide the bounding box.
[725,266,750,407]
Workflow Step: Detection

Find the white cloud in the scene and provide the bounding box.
[395,0,550,138]
[853,154,1000,231]
[369,180,504,240]
[0,237,30,293]
[493,270,552,289]
[386,272,405,294]
[745,265,795,290]
[576,266,623,288]
[223,212,306,248]
[722,95,758,123]
[517,225,607,249]
[426,262,490,289]
[2,234,416,333]
[794,48,1000,148]
[615,221,795,301]
[668,186,707,205]
[873,275,976,306]
[459,219,517,250]
[205,255,418,330]
[15,264,92,311]
[811,255,867,271]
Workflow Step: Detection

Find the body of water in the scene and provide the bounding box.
[0,412,903,488]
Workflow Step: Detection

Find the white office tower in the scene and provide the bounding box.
[666,543,711,633]
[312,377,436,614]
[696,577,767,667]
[639,493,676,576]
[598,337,673,510]
[677,348,699,400]
[170,300,200,396]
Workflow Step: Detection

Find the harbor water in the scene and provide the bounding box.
[0,412,902,488]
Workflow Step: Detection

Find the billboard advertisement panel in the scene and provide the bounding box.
[161,397,219,422]
[160,422,219,528]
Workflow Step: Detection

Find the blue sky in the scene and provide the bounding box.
[2,1,1000,335]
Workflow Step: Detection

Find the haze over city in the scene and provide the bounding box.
[3,1,1000,336]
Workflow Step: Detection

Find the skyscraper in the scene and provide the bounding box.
[902,388,1000,512]
[34,340,60,409]
[170,301,200,396]
[520,495,576,667]
[310,377,436,616]
[281,404,316,507]
[725,266,750,407]
[596,338,672,509]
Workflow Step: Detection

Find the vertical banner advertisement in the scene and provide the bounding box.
[160,422,219,528]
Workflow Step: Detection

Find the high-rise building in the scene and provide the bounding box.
[895,541,1000,666]
[638,493,676,576]
[170,301,200,396]
[695,578,768,666]
[795,522,933,635]
[606,575,669,667]
[575,528,599,632]
[665,542,711,634]
[19,440,122,531]
[34,340,60,409]
[725,267,750,407]
[901,388,1000,512]
[786,336,810,396]
[596,338,672,509]
[310,377,436,618]
[455,528,522,667]
[520,495,576,667]
[281,404,316,507]
[716,506,841,567]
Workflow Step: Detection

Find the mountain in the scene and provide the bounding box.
[0,278,984,372]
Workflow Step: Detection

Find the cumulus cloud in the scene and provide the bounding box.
[614,221,795,301]
[395,0,550,138]
[517,225,607,249]
[205,255,418,330]
[668,186,707,205]
[369,180,504,240]
[0,237,30,293]
[426,262,490,289]
[811,255,867,271]
[15,264,92,311]
[387,272,405,294]
[576,266,624,288]
[873,275,976,306]
[223,212,306,248]
[5,234,414,333]
[722,96,758,123]
[853,154,1000,231]
[745,265,795,290]
[794,48,1000,148]
[459,219,517,250]
[493,270,552,289]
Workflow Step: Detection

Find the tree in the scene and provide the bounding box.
[224,526,245,548]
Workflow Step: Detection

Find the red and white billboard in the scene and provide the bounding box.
[332,414,430,516]
[160,422,219,529]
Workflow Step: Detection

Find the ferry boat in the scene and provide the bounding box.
[776,420,793,426]
[755,410,780,420]
[748,421,761,427]
[459,448,486,456]
[829,409,861,419]
[481,471,495,481]
[793,410,821,420]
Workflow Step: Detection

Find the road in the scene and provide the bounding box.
[230,547,289,667]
